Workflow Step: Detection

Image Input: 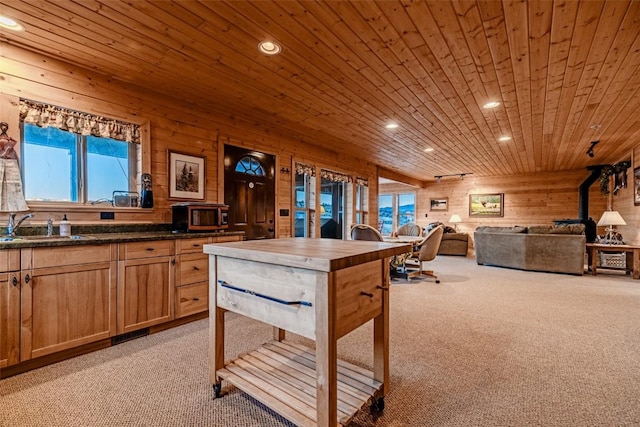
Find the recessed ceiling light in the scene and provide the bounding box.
[385,123,399,129]
[258,41,281,55]
[0,16,24,31]
[483,101,500,109]
[498,136,511,142]
[424,147,434,152]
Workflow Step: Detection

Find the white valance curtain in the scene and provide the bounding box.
[19,99,141,144]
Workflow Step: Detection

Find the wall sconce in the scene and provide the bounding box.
[586,140,599,158]
[280,167,290,174]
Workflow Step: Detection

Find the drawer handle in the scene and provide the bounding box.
[12,276,18,287]
[360,291,374,298]
[146,247,155,252]
[193,297,200,301]
[192,244,201,247]
[218,280,312,307]
[193,266,200,271]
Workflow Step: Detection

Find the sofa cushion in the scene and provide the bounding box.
[527,225,553,234]
[475,226,527,233]
[550,223,585,234]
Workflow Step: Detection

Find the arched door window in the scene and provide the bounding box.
[235,156,266,176]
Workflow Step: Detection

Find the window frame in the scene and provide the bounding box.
[18,120,150,211]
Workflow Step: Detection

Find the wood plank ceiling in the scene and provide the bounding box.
[1,0,639,183]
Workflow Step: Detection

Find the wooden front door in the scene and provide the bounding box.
[224,145,275,240]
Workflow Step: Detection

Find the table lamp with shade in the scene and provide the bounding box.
[597,210,626,244]
[449,214,462,232]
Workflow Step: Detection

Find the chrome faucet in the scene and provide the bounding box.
[6,212,35,237]
[46,218,53,238]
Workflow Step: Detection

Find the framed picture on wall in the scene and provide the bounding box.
[469,193,504,217]
[430,198,448,211]
[634,167,640,206]
[168,151,206,200]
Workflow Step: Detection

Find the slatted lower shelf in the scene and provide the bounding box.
[217,340,383,427]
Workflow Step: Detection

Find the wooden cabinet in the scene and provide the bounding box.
[175,235,242,318]
[1,249,20,367]
[19,244,116,361]
[117,240,175,333]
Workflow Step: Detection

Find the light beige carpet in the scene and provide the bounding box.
[2,256,640,426]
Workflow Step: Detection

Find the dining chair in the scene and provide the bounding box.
[405,225,444,283]
[350,223,384,241]
[393,223,423,237]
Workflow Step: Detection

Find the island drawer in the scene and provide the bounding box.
[215,257,317,340]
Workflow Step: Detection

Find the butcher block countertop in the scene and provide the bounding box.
[203,237,411,272]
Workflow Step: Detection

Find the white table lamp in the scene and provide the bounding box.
[449,214,462,232]
[597,210,626,244]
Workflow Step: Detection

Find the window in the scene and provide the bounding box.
[294,162,316,238]
[378,192,415,235]
[235,156,266,176]
[19,99,141,205]
[355,180,369,224]
[21,124,136,203]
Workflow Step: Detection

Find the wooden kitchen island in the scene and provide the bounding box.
[204,238,410,427]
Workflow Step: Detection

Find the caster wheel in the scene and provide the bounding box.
[213,383,222,398]
[370,397,385,413]
[435,279,440,284]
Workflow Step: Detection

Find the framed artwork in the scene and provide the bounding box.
[430,198,448,211]
[168,151,205,200]
[469,193,504,217]
[635,167,640,206]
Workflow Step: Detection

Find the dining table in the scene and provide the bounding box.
[382,235,425,280]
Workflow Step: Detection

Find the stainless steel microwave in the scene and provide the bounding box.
[171,203,229,232]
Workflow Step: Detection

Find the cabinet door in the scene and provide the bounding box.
[20,262,116,361]
[1,270,20,367]
[117,256,174,334]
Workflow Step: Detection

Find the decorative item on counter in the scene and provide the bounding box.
[141,173,153,208]
[0,122,29,212]
[59,214,71,237]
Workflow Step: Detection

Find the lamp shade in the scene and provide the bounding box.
[449,214,462,223]
[597,210,626,226]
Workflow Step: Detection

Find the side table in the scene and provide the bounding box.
[586,243,640,279]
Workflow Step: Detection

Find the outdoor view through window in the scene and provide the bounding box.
[379,193,415,235]
[22,123,132,203]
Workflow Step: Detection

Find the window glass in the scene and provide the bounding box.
[87,136,130,201]
[235,156,266,176]
[398,193,416,226]
[378,194,393,235]
[22,125,77,202]
[21,122,137,204]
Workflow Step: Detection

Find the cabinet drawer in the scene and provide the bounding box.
[176,282,208,318]
[211,235,243,243]
[216,256,316,340]
[178,253,208,285]
[28,244,112,269]
[177,238,211,254]
[119,240,173,259]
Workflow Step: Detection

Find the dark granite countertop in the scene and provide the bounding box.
[0,224,244,248]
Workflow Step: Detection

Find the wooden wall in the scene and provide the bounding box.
[0,43,378,237]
